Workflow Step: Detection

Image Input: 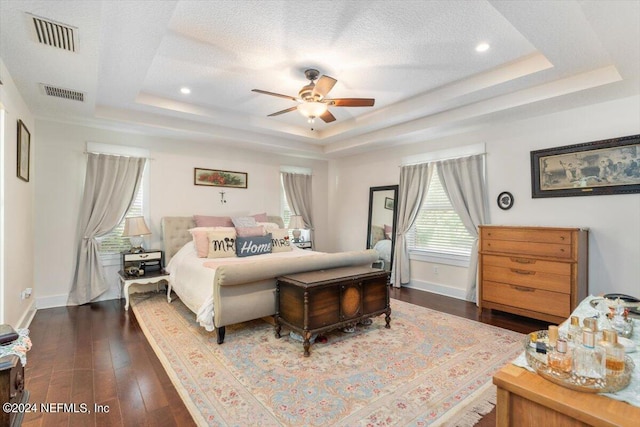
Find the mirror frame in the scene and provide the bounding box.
[366,185,399,270]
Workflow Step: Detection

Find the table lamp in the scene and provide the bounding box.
[123,216,151,253]
[288,215,305,242]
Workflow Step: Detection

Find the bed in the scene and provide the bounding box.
[162,216,380,343]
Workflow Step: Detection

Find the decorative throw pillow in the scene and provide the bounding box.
[189,227,235,257]
[235,226,266,237]
[236,234,273,257]
[207,230,237,258]
[231,216,258,228]
[258,222,281,232]
[251,212,269,222]
[194,215,233,227]
[384,224,393,239]
[271,228,292,253]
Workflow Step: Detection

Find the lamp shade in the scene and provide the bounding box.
[123,216,151,237]
[297,101,328,118]
[288,215,305,230]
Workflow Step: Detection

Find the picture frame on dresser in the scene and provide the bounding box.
[530,133,640,198]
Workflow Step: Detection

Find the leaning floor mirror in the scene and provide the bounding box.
[366,185,398,271]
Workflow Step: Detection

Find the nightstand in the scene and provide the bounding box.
[0,355,28,427]
[293,240,312,250]
[121,249,164,275]
[118,269,170,310]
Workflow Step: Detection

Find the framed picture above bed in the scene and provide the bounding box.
[194,168,248,188]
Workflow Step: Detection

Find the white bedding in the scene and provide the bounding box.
[166,242,319,331]
[374,239,392,264]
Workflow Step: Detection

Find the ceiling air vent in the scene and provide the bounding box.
[41,84,84,102]
[29,13,77,52]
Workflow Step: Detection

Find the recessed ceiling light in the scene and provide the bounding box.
[476,42,490,52]
[180,87,191,95]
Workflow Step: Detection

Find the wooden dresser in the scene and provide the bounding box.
[478,225,588,324]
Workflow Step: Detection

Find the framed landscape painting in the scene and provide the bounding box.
[194,168,248,188]
[530,134,640,198]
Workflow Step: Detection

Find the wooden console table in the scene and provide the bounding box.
[493,364,639,427]
[275,266,390,356]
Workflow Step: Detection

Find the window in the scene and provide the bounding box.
[86,142,149,258]
[407,164,474,262]
[97,184,144,254]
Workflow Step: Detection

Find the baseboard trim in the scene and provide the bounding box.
[36,294,69,309]
[404,279,467,301]
[16,300,37,329]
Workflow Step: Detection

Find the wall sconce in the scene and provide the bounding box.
[219,191,227,204]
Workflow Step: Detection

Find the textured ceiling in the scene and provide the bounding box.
[1,0,638,158]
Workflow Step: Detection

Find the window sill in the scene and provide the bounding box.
[409,250,470,267]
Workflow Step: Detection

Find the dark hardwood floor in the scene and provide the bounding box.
[22,288,550,426]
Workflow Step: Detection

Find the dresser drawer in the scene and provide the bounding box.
[482,254,571,275]
[481,227,573,245]
[482,281,571,319]
[482,239,573,260]
[482,265,571,294]
[123,251,162,262]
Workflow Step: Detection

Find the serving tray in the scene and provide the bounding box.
[524,330,634,393]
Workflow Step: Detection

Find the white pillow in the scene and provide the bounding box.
[232,216,258,228]
[271,228,292,253]
[207,230,237,258]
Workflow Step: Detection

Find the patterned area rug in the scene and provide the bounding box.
[131,293,523,426]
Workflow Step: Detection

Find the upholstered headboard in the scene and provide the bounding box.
[161,215,285,263]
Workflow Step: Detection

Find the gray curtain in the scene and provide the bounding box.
[437,154,489,302]
[281,172,314,247]
[392,163,433,287]
[68,153,147,305]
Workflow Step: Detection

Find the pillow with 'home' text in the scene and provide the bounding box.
[207,230,237,259]
[270,228,292,253]
[236,234,272,257]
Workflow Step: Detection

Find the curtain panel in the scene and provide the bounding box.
[391,163,433,287]
[67,153,147,305]
[436,154,489,302]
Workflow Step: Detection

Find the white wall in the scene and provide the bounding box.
[34,120,328,307]
[330,95,640,299]
[0,59,37,327]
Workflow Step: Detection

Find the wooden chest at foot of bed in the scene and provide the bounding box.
[275,266,390,356]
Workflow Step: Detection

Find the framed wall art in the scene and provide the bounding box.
[531,134,640,198]
[384,197,394,210]
[194,168,248,188]
[17,119,31,182]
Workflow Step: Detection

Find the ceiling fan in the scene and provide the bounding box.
[252,69,375,124]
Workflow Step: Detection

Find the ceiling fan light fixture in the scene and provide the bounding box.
[297,101,327,119]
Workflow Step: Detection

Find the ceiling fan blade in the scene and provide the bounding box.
[327,98,375,107]
[267,105,298,117]
[319,110,336,123]
[312,75,337,98]
[252,89,298,102]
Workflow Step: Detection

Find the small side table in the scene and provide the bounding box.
[118,270,170,310]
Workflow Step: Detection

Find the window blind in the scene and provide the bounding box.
[407,165,474,256]
[98,185,144,254]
